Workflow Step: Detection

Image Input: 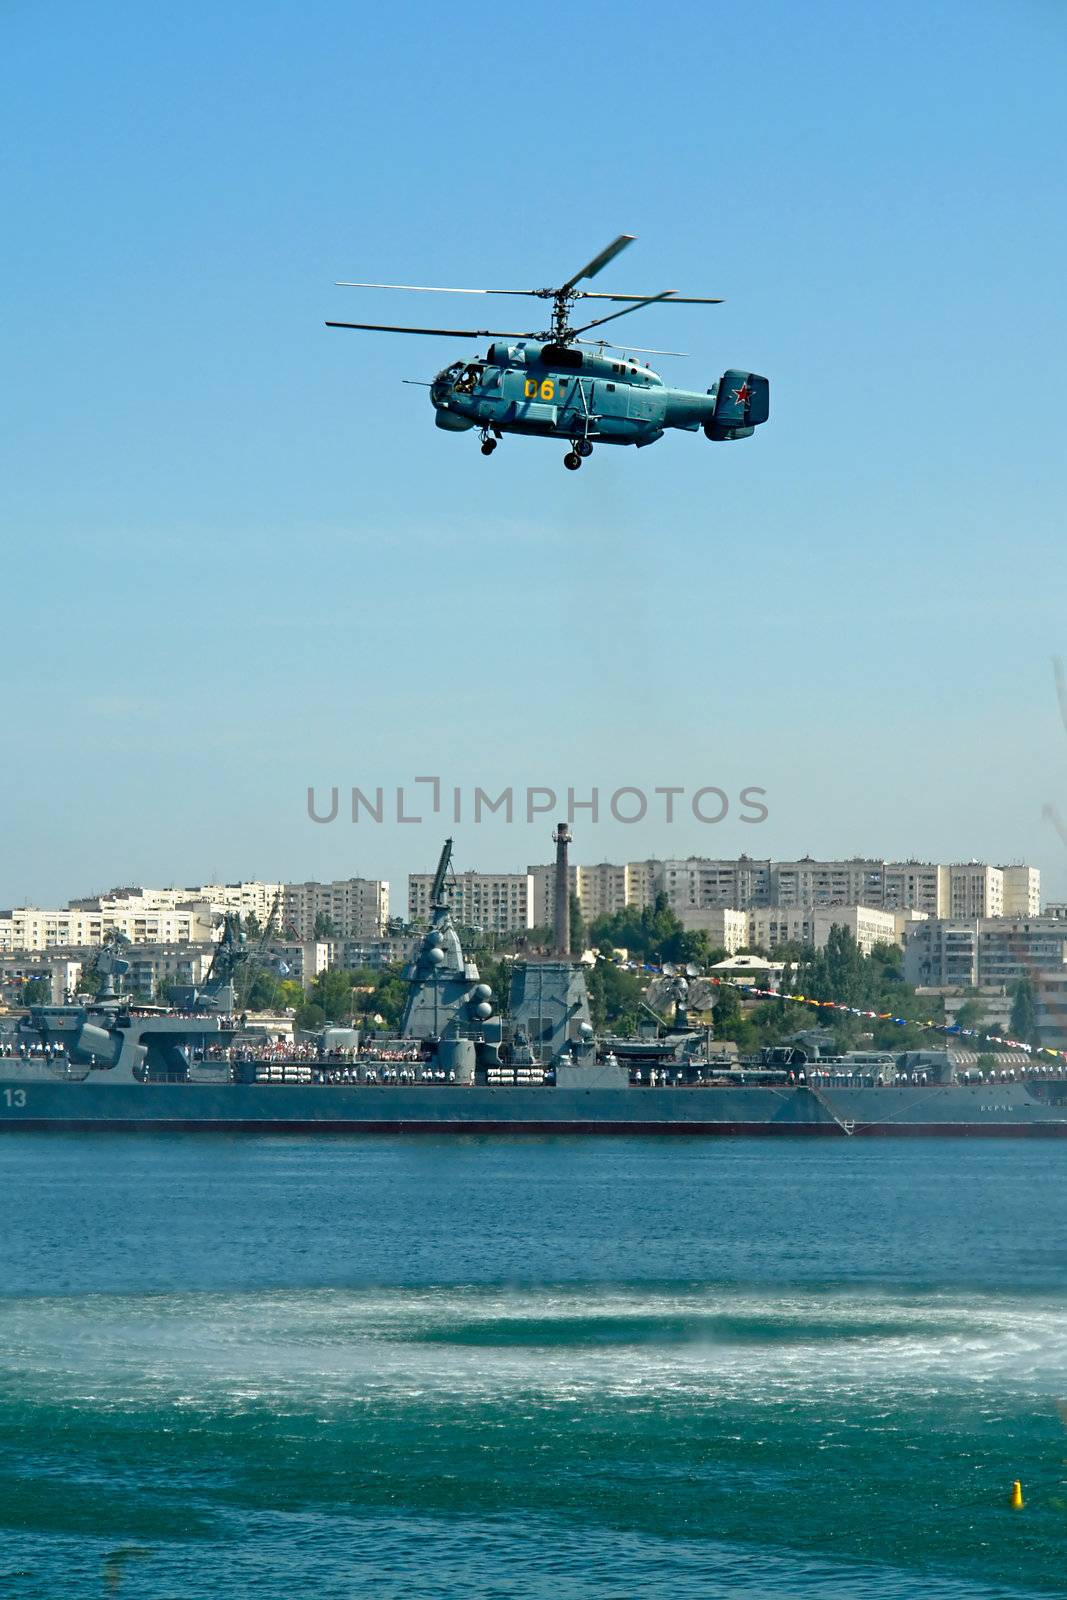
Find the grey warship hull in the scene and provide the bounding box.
[2,1078,1066,1135]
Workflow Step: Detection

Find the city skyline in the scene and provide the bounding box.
[3,845,1058,904]
[3,850,1049,919]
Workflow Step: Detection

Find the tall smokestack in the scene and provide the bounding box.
[553,822,572,958]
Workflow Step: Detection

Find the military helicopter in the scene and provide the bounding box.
[326,234,769,470]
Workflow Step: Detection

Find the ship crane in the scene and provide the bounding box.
[429,837,455,911]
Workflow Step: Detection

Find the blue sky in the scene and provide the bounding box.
[3,0,1066,905]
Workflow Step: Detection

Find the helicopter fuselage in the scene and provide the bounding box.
[430,340,767,452]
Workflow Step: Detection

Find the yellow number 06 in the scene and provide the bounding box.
[524,379,555,401]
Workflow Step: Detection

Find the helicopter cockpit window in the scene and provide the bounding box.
[453,362,483,395]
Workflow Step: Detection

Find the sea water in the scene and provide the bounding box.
[0,1134,1064,1597]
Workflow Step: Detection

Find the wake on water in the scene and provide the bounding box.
[1,1281,1065,1408]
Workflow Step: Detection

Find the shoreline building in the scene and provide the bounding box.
[903,917,1067,991]
[655,858,1039,918]
[68,882,285,923]
[528,860,658,926]
[408,871,534,933]
[745,905,909,957]
[3,877,389,954]
[526,854,1040,927]
[281,879,388,942]
[0,903,217,952]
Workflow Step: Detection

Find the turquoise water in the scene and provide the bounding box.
[0,1135,1064,1597]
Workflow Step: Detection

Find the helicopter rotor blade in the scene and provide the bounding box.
[572,291,676,336]
[559,234,636,293]
[326,321,535,339]
[574,339,689,356]
[335,281,542,298]
[576,291,725,304]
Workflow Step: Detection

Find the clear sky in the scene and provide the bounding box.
[3,0,1066,906]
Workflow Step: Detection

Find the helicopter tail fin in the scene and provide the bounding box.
[704,370,769,441]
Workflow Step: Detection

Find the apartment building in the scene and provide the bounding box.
[746,904,901,956]
[673,907,749,953]
[903,918,1067,990]
[281,879,389,941]
[655,858,1038,918]
[408,871,534,932]
[69,882,286,922]
[22,878,389,949]
[0,905,217,951]
[529,860,657,927]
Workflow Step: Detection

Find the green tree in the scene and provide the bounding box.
[244,911,262,940]
[21,976,50,1006]
[587,894,708,966]
[569,893,585,953]
[247,969,283,1011]
[953,998,985,1032]
[711,982,743,1033]
[367,967,410,1030]
[295,1001,326,1033]
[1009,978,1040,1048]
[773,940,816,965]
[313,911,337,939]
[871,1016,928,1052]
[309,968,355,1022]
[800,926,869,1008]
[274,978,307,1011]
[587,962,646,1032]
[477,957,511,1014]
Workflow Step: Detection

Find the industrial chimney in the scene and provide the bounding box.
[553,822,572,958]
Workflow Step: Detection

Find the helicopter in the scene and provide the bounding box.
[326,234,769,470]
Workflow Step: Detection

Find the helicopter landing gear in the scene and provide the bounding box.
[575,439,593,458]
[480,439,497,456]
[563,451,582,471]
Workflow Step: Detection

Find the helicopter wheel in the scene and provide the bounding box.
[576,439,593,458]
[563,451,582,471]
[480,439,497,456]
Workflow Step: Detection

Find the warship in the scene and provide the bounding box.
[3,832,1067,1137]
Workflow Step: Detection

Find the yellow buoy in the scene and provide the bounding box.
[1010,1480,1024,1510]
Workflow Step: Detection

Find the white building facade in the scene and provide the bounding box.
[903,917,1067,991]
[408,872,534,932]
[746,904,901,956]
[0,905,217,951]
[281,879,388,941]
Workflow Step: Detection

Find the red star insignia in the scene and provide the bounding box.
[731,382,751,406]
